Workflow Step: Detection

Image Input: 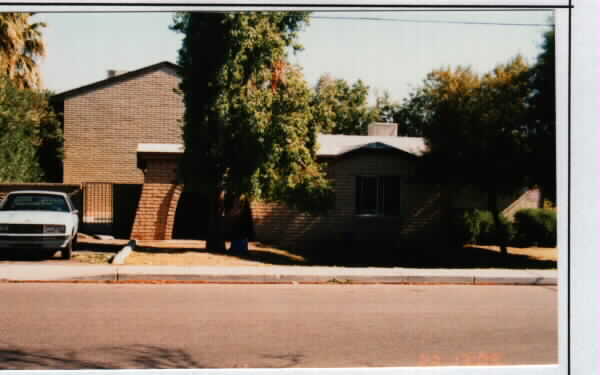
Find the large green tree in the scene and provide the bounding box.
[172,12,332,251]
[527,29,556,204]
[397,57,532,254]
[0,13,46,89]
[0,77,61,182]
[311,74,378,135]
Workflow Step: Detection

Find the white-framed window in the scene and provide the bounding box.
[355,176,401,216]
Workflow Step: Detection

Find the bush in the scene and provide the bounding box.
[0,77,61,182]
[455,209,514,245]
[513,208,557,247]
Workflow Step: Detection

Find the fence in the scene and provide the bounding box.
[81,182,142,237]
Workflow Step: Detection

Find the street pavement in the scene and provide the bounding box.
[0,283,558,369]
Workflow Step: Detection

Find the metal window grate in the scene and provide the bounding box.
[83,182,113,224]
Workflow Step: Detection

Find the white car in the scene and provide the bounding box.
[0,190,79,259]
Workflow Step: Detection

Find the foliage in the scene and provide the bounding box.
[172,12,334,249]
[0,77,61,182]
[526,28,556,203]
[311,74,378,135]
[373,90,409,131]
[455,209,514,245]
[513,208,556,247]
[0,13,46,89]
[396,57,532,253]
[399,57,531,186]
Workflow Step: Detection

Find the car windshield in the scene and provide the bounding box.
[0,194,70,212]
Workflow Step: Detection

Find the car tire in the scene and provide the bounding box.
[45,250,57,258]
[61,240,73,260]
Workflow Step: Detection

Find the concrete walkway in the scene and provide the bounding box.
[0,263,557,285]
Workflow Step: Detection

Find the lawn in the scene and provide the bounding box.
[121,240,557,269]
[125,241,307,266]
[465,244,557,262]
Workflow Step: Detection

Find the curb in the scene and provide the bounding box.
[0,275,557,285]
[1,279,557,285]
[111,240,136,265]
[112,274,557,285]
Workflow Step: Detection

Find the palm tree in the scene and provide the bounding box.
[0,13,46,89]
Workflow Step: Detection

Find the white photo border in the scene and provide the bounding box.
[0,0,595,375]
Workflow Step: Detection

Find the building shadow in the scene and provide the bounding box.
[288,243,557,269]
[131,241,555,269]
[133,243,308,266]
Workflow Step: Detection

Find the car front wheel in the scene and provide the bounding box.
[61,239,73,260]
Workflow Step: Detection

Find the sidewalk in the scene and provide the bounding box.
[0,263,557,285]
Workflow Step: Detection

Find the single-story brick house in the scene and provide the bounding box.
[130,123,540,248]
[52,61,540,247]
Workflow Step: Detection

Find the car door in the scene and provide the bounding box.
[66,196,79,235]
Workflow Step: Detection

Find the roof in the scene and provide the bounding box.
[52,61,180,101]
[137,143,184,154]
[136,134,427,159]
[316,134,427,157]
[4,190,69,197]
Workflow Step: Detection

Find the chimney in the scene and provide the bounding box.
[368,122,398,137]
[107,69,128,78]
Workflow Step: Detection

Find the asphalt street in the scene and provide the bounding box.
[0,283,557,369]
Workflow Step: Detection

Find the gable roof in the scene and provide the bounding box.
[136,134,427,160]
[52,61,180,101]
[317,134,427,157]
[137,143,184,154]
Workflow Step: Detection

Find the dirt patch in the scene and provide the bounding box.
[73,236,557,268]
[68,234,123,264]
[71,251,115,264]
[466,245,557,262]
[125,241,307,266]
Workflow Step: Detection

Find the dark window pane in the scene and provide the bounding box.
[381,176,401,216]
[356,176,377,215]
[1,194,69,212]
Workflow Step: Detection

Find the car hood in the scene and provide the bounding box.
[0,211,72,225]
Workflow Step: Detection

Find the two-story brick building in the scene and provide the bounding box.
[53,61,183,185]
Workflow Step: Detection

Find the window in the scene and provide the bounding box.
[1,194,69,212]
[355,176,401,216]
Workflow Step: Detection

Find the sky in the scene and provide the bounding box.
[33,10,553,104]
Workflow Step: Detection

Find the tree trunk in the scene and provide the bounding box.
[442,183,457,249]
[488,186,508,255]
[537,185,545,208]
[206,189,226,252]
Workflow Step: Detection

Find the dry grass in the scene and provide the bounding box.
[71,251,115,264]
[125,241,307,266]
[73,236,557,268]
[465,245,558,262]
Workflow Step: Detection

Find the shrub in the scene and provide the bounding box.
[455,209,514,245]
[454,209,479,244]
[514,208,557,247]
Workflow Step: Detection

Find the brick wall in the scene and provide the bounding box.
[452,185,541,220]
[251,151,444,250]
[501,188,541,220]
[130,159,182,240]
[63,66,183,184]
